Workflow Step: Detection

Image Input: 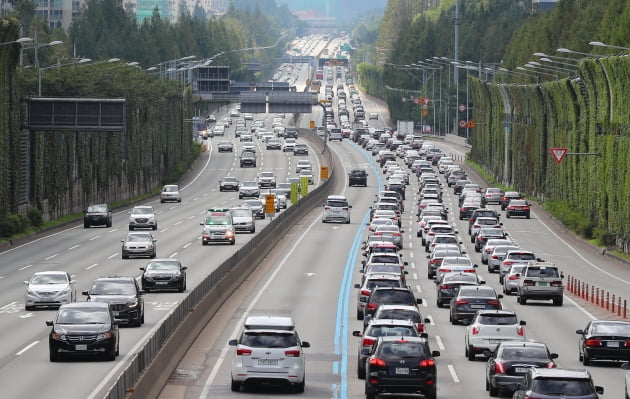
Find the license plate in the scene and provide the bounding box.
[75,344,87,351]
[538,282,548,286]
[156,282,168,285]
[395,367,409,375]
[113,311,120,316]
[258,359,278,366]
[515,367,528,373]
[607,341,620,347]
[471,304,486,309]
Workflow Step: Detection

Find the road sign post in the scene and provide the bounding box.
[550,148,569,164]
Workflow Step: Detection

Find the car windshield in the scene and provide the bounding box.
[56,308,110,324]
[230,209,251,217]
[31,274,68,285]
[163,186,178,192]
[444,274,477,283]
[377,310,420,322]
[146,261,180,271]
[508,253,536,260]
[591,322,630,335]
[501,347,549,360]
[205,216,231,225]
[459,287,496,297]
[87,205,107,213]
[369,255,399,264]
[243,201,261,208]
[241,332,297,348]
[261,173,274,178]
[241,182,257,188]
[366,280,399,290]
[328,200,348,207]
[379,342,429,358]
[131,207,153,215]
[126,234,152,242]
[532,379,593,396]
[223,177,237,182]
[90,281,136,295]
[372,290,414,304]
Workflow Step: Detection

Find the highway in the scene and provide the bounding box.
[159,66,629,398]
[0,34,627,399]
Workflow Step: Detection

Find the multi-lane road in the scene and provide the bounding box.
[0,37,628,399]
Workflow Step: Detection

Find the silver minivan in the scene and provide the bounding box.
[230,207,255,234]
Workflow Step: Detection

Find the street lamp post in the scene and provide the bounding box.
[526,61,574,77]
[556,48,606,58]
[38,58,91,96]
[20,39,63,67]
[589,41,630,51]
[516,66,557,80]
[0,37,32,47]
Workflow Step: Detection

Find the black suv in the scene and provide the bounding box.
[84,204,112,228]
[364,287,422,319]
[364,336,440,399]
[46,302,119,361]
[348,168,368,187]
[83,277,145,327]
[512,368,603,399]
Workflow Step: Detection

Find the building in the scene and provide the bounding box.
[533,0,558,11]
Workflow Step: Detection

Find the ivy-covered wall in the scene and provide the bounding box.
[470,56,630,252]
[1,19,195,223]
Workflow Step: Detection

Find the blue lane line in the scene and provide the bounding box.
[332,140,383,399]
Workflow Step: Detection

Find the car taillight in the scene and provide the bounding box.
[487,300,501,306]
[485,248,493,253]
[360,289,371,296]
[473,224,480,229]
[419,359,435,368]
[471,326,479,335]
[428,232,435,236]
[394,233,401,236]
[494,361,506,374]
[324,206,330,210]
[342,207,349,210]
[460,207,466,212]
[508,275,519,280]
[464,269,476,273]
[237,348,252,356]
[523,279,535,286]
[440,284,452,289]
[517,326,524,336]
[507,206,514,210]
[455,299,469,305]
[439,268,451,273]
[503,261,513,265]
[546,362,556,368]
[523,206,530,210]
[625,340,630,347]
[550,281,562,287]
[430,259,438,264]
[477,237,484,241]
[417,323,425,333]
[585,339,602,347]
[367,302,377,310]
[369,357,387,367]
[492,255,499,259]
[362,338,376,346]
[285,349,301,357]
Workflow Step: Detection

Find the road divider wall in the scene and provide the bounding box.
[102,129,339,399]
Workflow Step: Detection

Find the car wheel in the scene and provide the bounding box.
[25,305,34,311]
[582,352,591,366]
[178,282,185,293]
[230,239,235,245]
[365,392,376,399]
[499,275,504,284]
[160,200,164,203]
[106,221,112,228]
[122,254,129,259]
[506,213,510,218]
[141,311,145,324]
[152,225,157,230]
[519,295,527,305]
[129,225,134,231]
[106,346,117,361]
[489,382,499,397]
[230,379,241,392]
[294,378,305,393]
[553,296,563,306]
[116,342,119,356]
[467,346,475,361]
[49,348,59,362]
[425,387,437,399]
[346,219,350,224]
[150,252,156,259]
[84,222,89,228]
[436,300,443,308]
[486,379,490,391]
[526,213,531,219]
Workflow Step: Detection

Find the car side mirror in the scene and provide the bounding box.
[426,255,430,259]
[576,329,585,335]
[431,350,441,357]
[403,261,409,266]
[354,283,360,289]
[595,386,604,394]
[82,291,89,296]
[349,205,353,209]
[482,350,493,357]
[473,264,479,268]
[550,353,559,359]
[121,240,125,243]
[360,348,371,356]
[352,331,362,337]
[301,341,311,348]
[228,339,238,346]
[497,294,504,299]
[480,280,486,285]
[519,320,526,326]
[23,281,29,285]
[46,320,53,326]
[181,267,188,271]
[416,298,423,304]
[200,222,204,226]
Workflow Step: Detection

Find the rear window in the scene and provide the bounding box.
[367,325,416,337]
[366,280,400,290]
[525,267,559,278]
[327,200,348,207]
[501,347,548,360]
[531,379,593,396]
[372,290,415,304]
[477,315,518,325]
[379,342,429,358]
[508,253,536,260]
[377,310,421,323]
[241,332,297,347]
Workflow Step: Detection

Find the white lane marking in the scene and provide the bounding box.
[413,273,418,280]
[183,243,192,249]
[193,197,200,201]
[565,295,597,320]
[68,245,80,250]
[421,299,428,307]
[19,264,32,271]
[448,364,461,383]
[160,228,169,233]
[19,313,35,319]
[411,262,416,269]
[44,254,58,260]
[0,276,4,280]
[415,284,422,293]
[170,252,178,258]
[409,252,414,258]
[107,253,118,259]
[187,215,196,220]
[174,221,183,226]
[199,209,324,399]
[1,302,17,310]
[86,263,98,270]
[109,229,118,233]
[435,335,445,351]
[89,235,101,241]
[16,341,39,356]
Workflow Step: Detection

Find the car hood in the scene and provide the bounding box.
[232,216,253,223]
[54,323,110,335]
[87,295,137,304]
[86,212,108,216]
[29,283,69,292]
[143,270,179,277]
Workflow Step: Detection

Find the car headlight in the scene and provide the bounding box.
[59,288,70,295]
[51,332,66,341]
[127,300,138,308]
[143,275,154,281]
[96,332,112,340]
[26,288,36,296]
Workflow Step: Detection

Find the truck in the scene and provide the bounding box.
[397,120,415,137]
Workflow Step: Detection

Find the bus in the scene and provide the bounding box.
[310,80,322,93]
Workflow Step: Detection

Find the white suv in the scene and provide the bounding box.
[322,195,351,223]
[128,205,157,230]
[229,316,310,393]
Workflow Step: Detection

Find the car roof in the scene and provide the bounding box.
[528,368,592,379]
[32,270,68,276]
[59,302,110,310]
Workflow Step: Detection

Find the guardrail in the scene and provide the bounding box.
[567,274,628,319]
[101,130,337,399]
